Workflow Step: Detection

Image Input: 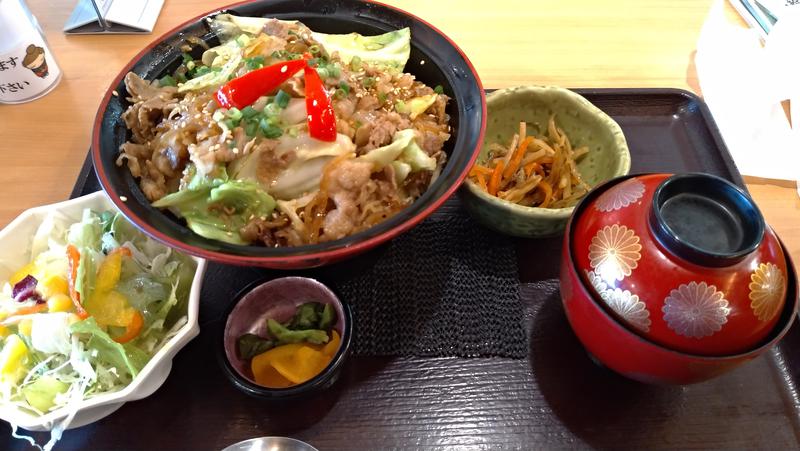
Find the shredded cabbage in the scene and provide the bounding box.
[0,209,196,449]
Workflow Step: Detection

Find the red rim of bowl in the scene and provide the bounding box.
[565,173,799,361]
[91,0,486,266]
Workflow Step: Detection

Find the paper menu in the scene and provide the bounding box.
[696,1,799,186]
[64,0,164,34]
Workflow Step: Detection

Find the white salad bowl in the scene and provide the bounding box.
[0,191,206,431]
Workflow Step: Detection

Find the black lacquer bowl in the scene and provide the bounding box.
[92,0,486,269]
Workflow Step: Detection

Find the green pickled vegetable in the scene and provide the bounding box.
[267,319,328,345]
[237,334,275,359]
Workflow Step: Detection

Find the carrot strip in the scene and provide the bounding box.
[537,180,553,208]
[113,310,144,344]
[524,162,543,178]
[476,172,488,191]
[11,304,47,317]
[470,165,493,176]
[503,136,533,181]
[66,245,89,319]
[488,161,505,196]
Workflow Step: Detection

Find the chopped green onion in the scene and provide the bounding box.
[339,81,350,94]
[378,92,387,104]
[306,58,320,67]
[395,100,406,112]
[226,107,243,123]
[182,53,193,64]
[308,45,320,55]
[274,90,290,109]
[245,56,266,70]
[187,61,196,71]
[192,66,212,78]
[328,64,341,78]
[158,75,177,87]
[362,77,376,88]
[245,121,258,137]
[223,119,237,130]
[434,85,444,94]
[175,73,188,84]
[350,56,363,71]
[241,106,259,119]
[212,110,226,122]
[287,127,299,138]
[259,118,283,138]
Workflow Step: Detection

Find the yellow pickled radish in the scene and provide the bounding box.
[0,326,9,338]
[270,345,329,385]
[0,334,29,382]
[251,353,294,388]
[9,263,35,286]
[47,293,74,313]
[321,330,341,357]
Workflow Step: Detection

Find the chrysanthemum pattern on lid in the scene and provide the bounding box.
[594,178,646,212]
[601,287,651,333]
[588,224,642,282]
[749,262,785,322]
[662,281,731,338]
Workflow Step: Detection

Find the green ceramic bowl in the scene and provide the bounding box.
[459,86,631,237]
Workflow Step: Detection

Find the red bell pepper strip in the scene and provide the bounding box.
[215,59,307,110]
[66,244,90,320]
[303,65,337,142]
[113,310,144,344]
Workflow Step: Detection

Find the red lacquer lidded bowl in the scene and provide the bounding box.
[572,173,787,356]
[572,173,786,355]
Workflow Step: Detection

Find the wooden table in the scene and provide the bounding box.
[1,1,799,449]
[1,0,797,262]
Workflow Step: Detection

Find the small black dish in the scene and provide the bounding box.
[218,277,353,400]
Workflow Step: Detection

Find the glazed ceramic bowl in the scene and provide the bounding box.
[460,86,630,237]
[0,191,206,431]
[92,0,485,269]
[219,277,352,400]
[560,173,798,384]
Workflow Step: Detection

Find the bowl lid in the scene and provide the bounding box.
[570,173,789,355]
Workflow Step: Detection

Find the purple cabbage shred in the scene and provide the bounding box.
[12,274,45,304]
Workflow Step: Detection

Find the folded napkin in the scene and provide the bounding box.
[696,0,799,192]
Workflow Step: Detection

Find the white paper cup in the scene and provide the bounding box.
[0,0,62,104]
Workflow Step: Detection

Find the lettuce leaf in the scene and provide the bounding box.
[312,28,411,72]
[154,167,275,244]
[69,318,146,379]
[359,129,436,172]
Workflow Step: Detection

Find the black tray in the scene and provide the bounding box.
[7,89,800,450]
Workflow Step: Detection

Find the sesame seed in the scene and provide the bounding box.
[420,60,426,65]
[194,114,201,119]
[226,232,233,236]
[232,147,239,154]
[260,216,267,221]
[312,99,318,107]
[112,90,119,97]
[281,65,288,73]
[120,196,128,202]
[307,115,313,121]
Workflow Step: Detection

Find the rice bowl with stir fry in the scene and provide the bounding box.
[117,14,451,247]
[0,192,202,447]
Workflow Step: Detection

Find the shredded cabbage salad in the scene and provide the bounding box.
[0,209,196,422]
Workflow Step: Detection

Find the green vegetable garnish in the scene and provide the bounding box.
[274,89,290,109]
[267,319,328,345]
[158,75,177,87]
[434,84,444,94]
[245,55,266,70]
[318,304,336,330]
[287,302,322,330]
[237,334,275,359]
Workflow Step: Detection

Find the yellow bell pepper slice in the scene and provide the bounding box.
[0,334,29,383]
[10,263,35,286]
